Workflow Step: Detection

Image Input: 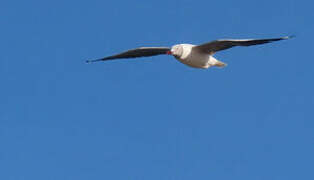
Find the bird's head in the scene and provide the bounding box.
[167,45,183,58]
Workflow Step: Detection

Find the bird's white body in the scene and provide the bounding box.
[172,44,225,69]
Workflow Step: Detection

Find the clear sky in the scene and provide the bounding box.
[1,0,313,179]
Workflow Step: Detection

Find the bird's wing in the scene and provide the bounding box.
[86,47,170,63]
[193,36,293,54]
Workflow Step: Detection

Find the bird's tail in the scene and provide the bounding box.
[215,60,227,68]
[210,56,227,68]
[215,61,227,68]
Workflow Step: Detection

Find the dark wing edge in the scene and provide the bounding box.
[194,35,294,54]
[86,47,171,63]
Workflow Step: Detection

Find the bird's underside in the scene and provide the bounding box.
[86,36,293,68]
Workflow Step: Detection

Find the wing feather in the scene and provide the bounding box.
[194,36,293,54]
[87,47,170,63]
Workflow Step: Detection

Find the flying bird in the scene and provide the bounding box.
[86,36,293,69]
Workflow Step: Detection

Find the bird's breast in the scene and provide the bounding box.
[176,46,211,69]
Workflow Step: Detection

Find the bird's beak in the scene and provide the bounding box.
[166,51,172,55]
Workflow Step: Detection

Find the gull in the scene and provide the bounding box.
[86,36,293,69]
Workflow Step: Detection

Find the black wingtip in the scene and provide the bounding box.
[85,59,103,64]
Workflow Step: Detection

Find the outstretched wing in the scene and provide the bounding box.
[86,47,170,63]
[193,36,293,54]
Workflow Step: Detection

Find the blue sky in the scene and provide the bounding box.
[1,0,314,179]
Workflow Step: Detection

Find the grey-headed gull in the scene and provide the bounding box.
[86,36,293,69]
